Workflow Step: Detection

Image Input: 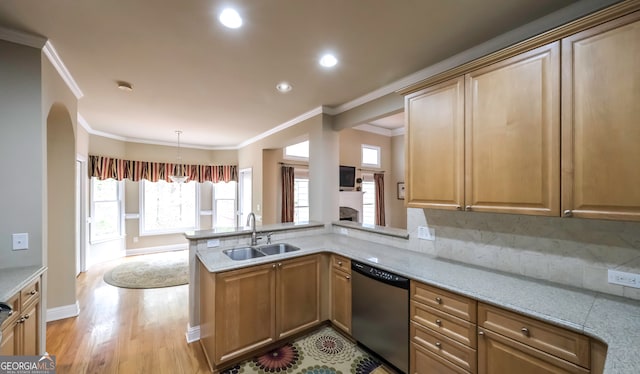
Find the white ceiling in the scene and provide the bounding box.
[0,0,576,148]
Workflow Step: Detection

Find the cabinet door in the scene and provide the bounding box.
[465,42,560,216]
[276,255,320,339]
[214,263,276,364]
[0,321,17,356]
[411,342,469,374]
[478,328,588,374]
[20,301,39,356]
[561,11,640,221]
[330,268,351,334]
[405,77,465,210]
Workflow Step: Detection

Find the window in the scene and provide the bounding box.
[362,144,381,168]
[213,181,237,228]
[238,168,253,227]
[140,180,198,235]
[361,174,376,225]
[90,178,123,243]
[294,169,309,223]
[284,140,309,161]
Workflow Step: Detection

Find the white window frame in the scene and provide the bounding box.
[293,168,310,224]
[89,177,124,244]
[361,144,381,168]
[139,180,200,236]
[283,139,309,161]
[238,168,253,227]
[361,173,376,226]
[212,181,238,229]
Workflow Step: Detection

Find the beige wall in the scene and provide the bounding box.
[390,134,407,229]
[0,41,44,269]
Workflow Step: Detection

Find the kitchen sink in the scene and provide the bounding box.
[223,247,266,261]
[223,243,301,260]
[255,243,301,256]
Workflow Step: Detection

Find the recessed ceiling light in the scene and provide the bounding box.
[319,53,338,68]
[117,81,133,92]
[219,8,242,29]
[276,81,292,93]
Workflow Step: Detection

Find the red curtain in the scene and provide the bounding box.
[281,166,295,223]
[374,173,385,226]
[88,155,238,183]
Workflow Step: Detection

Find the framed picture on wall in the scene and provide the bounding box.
[397,182,405,200]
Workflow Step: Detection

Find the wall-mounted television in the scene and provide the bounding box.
[339,165,356,190]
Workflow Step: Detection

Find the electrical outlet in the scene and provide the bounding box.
[207,239,220,248]
[608,269,640,288]
[417,226,435,241]
[12,233,29,250]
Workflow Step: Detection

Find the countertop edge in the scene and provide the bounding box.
[0,266,47,302]
[184,222,325,240]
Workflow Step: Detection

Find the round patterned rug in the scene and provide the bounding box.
[103,251,188,289]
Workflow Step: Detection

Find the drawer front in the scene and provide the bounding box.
[411,301,476,348]
[478,303,590,368]
[1,293,20,328]
[411,342,470,374]
[411,321,477,373]
[331,255,351,273]
[411,281,477,322]
[21,279,40,308]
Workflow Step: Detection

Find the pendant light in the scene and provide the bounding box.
[170,130,189,183]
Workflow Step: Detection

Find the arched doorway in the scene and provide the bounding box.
[46,103,78,317]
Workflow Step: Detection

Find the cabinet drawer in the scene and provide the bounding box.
[411,321,476,373]
[331,255,351,273]
[411,301,476,348]
[411,281,477,322]
[1,292,20,328]
[20,279,40,309]
[478,303,590,368]
[411,342,470,374]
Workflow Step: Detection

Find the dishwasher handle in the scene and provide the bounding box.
[351,261,410,289]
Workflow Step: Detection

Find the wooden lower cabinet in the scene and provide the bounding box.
[330,255,351,334]
[478,328,588,374]
[411,341,469,374]
[200,254,321,371]
[0,278,41,356]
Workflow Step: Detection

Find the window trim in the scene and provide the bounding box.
[139,180,200,236]
[361,144,381,168]
[212,181,238,229]
[89,177,124,244]
[293,168,310,224]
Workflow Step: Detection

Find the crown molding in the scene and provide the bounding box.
[391,127,405,137]
[42,41,84,99]
[353,124,406,137]
[0,26,46,48]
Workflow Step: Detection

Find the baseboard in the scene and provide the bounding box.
[126,243,188,257]
[47,301,80,322]
[186,324,200,343]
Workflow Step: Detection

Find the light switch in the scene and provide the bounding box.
[12,233,29,250]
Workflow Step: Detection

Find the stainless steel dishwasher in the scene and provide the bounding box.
[351,260,409,373]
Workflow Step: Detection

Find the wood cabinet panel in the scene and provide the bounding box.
[214,263,276,364]
[331,255,351,273]
[478,303,590,368]
[411,321,476,373]
[411,301,476,348]
[330,267,351,334]
[561,11,640,221]
[478,328,589,374]
[411,341,470,374]
[465,42,560,216]
[411,281,476,323]
[276,255,321,339]
[405,77,465,210]
[0,321,17,356]
[20,300,39,356]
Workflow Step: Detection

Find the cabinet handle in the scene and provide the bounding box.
[30,290,37,295]
[456,205,462,211]
[521,327,530,336]
[435,319,442,326]
[345,275,350,280]
[277,263,282,267]
[272,264,276,269]
[338,261,342,266]
[563,210,573,217]
[435,342,442,348]
[478,330,485,336]
[8,310,13,316]
[23,314,30,320]
[435,297,442,304]
[17,317,25,324]
[465,205,472,211]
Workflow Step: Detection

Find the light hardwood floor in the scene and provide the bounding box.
[46,254,210,373]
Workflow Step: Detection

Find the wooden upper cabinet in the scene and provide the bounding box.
[561,11,640,221]
[405,77,465,210]
[465,42,560,216]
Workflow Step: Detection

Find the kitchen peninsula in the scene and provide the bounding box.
[186,222,640,374]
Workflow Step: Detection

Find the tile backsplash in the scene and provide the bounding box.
[407,208,640,300]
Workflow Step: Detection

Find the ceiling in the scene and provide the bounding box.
[0,0,576,148]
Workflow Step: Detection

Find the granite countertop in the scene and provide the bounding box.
[184,221,325,240]
[196,233,640,374]
[0,266,47,302]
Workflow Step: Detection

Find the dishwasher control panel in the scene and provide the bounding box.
[352,261,409,288]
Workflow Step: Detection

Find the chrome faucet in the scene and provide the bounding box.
[246,212,260,246]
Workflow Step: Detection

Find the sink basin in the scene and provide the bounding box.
[223,247,266,261]
[256,243,301,256]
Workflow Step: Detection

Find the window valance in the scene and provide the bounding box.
[88,155,238,183]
